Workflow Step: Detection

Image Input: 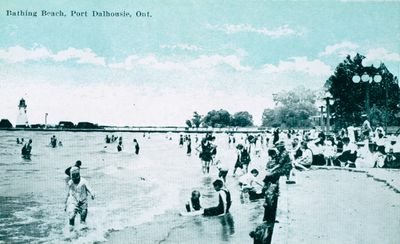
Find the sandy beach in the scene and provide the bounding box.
[107,167,400,244]
[272,168,400,244]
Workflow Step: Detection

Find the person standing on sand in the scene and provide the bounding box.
[65,167,95,228]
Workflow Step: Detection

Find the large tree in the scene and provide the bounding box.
[191,112,202,128]
[231,111,254,127]
[203,109,232,128]
[185,119,192,128]
[262,87,318,128]
[324,53,400,128]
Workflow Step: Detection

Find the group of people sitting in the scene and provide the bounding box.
[261,124,399,171]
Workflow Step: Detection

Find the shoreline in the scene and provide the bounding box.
[104,167,400,243]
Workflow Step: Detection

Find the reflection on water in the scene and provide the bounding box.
[219,213,235,241]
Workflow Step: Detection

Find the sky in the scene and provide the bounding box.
[0,0,399,126]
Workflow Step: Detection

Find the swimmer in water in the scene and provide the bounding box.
[186,138,192,156]
[21,139,32,159]
[50,135,57,148]
[64,167,95,228]
[117,141,123,152]
[179,135,184,148]
[133,139,140,155]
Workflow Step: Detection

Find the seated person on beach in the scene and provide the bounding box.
[203,179,232,217]
[65,160,82,177]
[382,148,397,168]
[361,115,372,140]
[239,169,264,200]
[309,132,326,165]
[290,138,302,159]
[323,137,337,166]
[65,167,95,228]
[185,190,202,212]
[374,132,386,154]
[337,137,357,167]
[293,141,313,170]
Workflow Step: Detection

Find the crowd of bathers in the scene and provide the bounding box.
[184,124,399,243]
[14,125,399,242]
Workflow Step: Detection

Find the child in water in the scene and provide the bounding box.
[186,190,202,212]
[65,167,95,229]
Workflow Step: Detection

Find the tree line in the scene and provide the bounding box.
[186,110,254,128]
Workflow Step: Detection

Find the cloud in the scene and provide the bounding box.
[319,41,359,57]
[188,55,251,71]
[108,55,188,71]
[0,46,105,66]
[0,45,250,72]
[365,48,400,62]
[207,24,299,38]
[160,44,202,51]
[0,45,52,63]
[109,54,251,72]
[53,48,106,66]
[261,57,332,76]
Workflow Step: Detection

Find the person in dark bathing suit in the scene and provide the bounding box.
[203,179,232,216]
[133,139,140,155]
[21,139,32,159]
[186,190,202,212]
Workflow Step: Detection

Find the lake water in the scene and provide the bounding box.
[0,131,269,243]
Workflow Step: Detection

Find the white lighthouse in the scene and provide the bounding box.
[16,98,29,128]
